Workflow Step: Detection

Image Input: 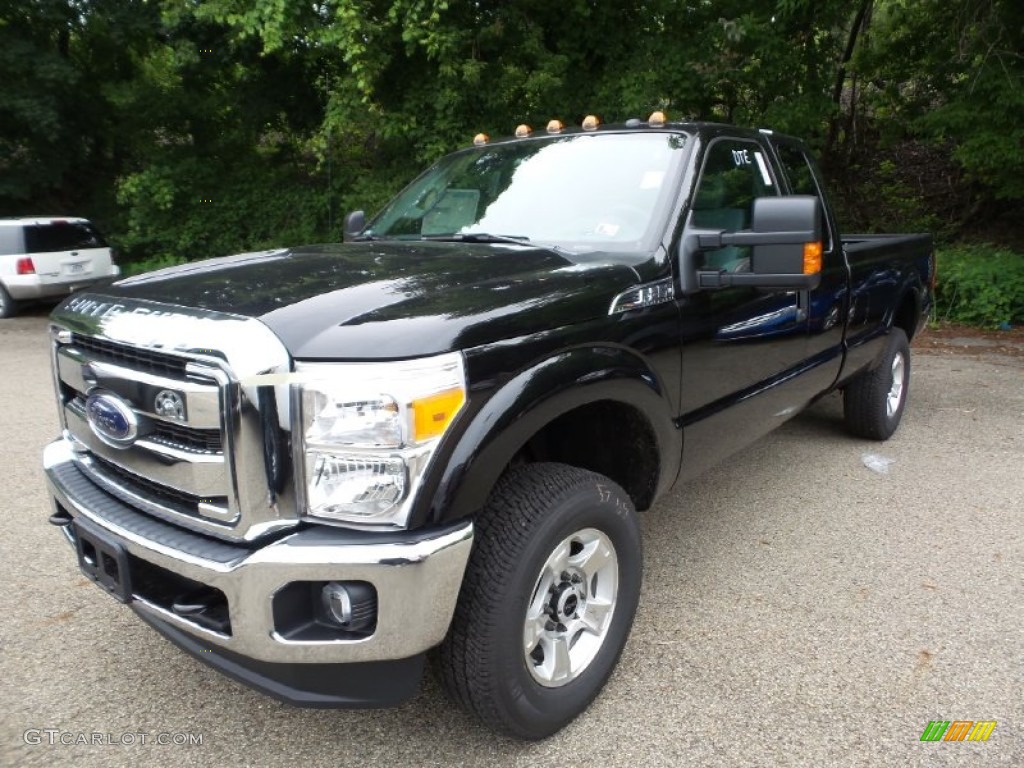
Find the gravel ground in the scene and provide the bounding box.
[1,310,1020,768]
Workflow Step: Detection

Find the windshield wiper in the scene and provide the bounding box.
[420,232,574,256]
[421,233,531,246]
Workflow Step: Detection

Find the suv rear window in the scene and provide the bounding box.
[25,222,107,253]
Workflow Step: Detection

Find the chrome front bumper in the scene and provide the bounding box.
[44,438,473,665]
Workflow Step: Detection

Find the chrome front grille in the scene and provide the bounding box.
[149,421,223,454]
[58,346,234,527]
[70,333,189,378]
[69,394,223,454]
[50,293,300,542]
[90,454,229,517]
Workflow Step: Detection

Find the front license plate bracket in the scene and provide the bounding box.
[73,518,133,603]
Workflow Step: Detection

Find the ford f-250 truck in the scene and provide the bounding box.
[43,118,933,740]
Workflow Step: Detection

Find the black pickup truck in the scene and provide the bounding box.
[43,119,933,739]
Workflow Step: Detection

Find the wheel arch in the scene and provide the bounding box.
[890,282,923,341]
[414,346,681,527]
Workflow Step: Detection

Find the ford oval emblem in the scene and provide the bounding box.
[85,392,139,448]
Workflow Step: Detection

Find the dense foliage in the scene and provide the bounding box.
[2,0,1022,322]
[935,245,1024,327]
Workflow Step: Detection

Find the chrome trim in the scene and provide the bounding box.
[50,325,73,344]
[46,440,473,664]
[49,325,69,432]
[74,448,235,524]
[608,277,675,315]
[57,345,222,429]
[50,293,301,542]
[66,407,225,497]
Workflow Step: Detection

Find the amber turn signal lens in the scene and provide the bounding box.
[412,387,466,442]
[803,241,823,274]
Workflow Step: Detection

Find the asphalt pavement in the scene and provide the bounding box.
[1,308,1020,767]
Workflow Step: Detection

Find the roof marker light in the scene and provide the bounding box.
[546,119,564,134]
[581,114,600,131]
[473,133,489,146]
[648,110,667,127]
[515,124,533,138]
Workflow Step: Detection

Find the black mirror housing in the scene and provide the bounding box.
[343,210,366,242]
[695,195,823,291]
[749,196,822,275]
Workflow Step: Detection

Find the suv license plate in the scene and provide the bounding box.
[73,518,133,603]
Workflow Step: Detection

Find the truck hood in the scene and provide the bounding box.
[109,242,644,359]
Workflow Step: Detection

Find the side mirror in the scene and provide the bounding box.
[343,210,365,242]
[695,195,824,290]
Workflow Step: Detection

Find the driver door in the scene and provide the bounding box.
[676,136,812,479]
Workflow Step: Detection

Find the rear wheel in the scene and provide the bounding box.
[439,463,642,740]
[0,284,18,318]
[843,327,911,440]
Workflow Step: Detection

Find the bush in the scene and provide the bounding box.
[935,245,1024,328]
[122,253,190,277]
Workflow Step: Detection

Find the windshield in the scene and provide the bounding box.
[366,132,688,254]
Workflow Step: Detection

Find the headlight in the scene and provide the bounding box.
[295,352,466,527]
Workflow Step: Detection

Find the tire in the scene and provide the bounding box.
[843,327,910,440]
[439,462,642,740]
[0,284,17,319]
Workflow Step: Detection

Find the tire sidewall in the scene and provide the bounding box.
[0,284,14,319]
[882,330,911,434]
[487,477,642,736]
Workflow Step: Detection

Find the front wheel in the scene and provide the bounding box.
[843,327,911,440]
[438,463,642,740]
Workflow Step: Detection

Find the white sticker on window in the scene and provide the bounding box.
[753,152,773,186]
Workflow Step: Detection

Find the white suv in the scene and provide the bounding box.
[0,217,120,318]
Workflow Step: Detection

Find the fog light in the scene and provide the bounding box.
[321,581,377,632]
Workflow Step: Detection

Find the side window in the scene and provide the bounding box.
[772,141,832,251]
[0,227,24,256]
[690,139,777,271]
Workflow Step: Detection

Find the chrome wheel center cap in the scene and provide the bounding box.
[552,581,585,623]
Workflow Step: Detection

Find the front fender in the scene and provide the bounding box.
[410,345,681,527]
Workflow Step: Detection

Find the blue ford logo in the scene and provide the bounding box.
[85,393,139,448]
